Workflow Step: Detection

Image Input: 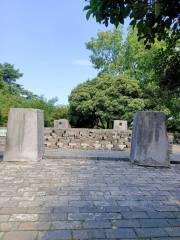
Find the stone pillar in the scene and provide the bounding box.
[54,119,70,129]
[4,108,44,162]
[113,120,128,131]
[130,112,170,167]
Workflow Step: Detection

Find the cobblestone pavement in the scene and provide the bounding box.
[45,149,180,163]
[0,159,180,240]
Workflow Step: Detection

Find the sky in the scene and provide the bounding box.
[1,0,128,105]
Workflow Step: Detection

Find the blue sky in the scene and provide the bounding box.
[1,0,128,104]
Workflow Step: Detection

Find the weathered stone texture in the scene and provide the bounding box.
[113,120,128,131]
[0,126,175,152]
[44,128,132,151]
[0,158,180,239]
[4,108,44,162]
[130,111,170,167]
[54,119,71,129]
[0,128,7,152]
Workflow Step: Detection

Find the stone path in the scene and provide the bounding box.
[45,149,130,161]
[0,158,180,239]
[45,149,180,163]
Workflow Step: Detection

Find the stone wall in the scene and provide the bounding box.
[0,128,7,151]
[0,127,176,152]
[44,128,132,151]
[0,137,6,151]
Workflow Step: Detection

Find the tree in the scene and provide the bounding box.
[0,63,23,85]
[68,73,145,128]
[84,0,180,47]
[153,41,180,90]
[86,27,124,75]
[83,28,180,131]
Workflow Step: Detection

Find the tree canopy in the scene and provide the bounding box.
[68,27,180,131]
[84,0,180,48]
[69,74,145,128]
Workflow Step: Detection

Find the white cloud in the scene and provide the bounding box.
[73,59,91,66]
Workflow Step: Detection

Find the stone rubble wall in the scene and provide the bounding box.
[44,128,132,151]
[0,127,175,152]
[0,137,6,151]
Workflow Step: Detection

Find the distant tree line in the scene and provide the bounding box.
[0,63,68,127]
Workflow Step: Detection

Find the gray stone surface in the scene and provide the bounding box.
[130,111,170,167]
[45,149,130,161]
[0,126,176,152]
[54,119,70,129]
[44,128,132,150]
[0,157,180,239]
[0,128,7,137]
[113,120,128,131]
[4,108,44,162]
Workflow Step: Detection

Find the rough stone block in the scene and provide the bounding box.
[106,144,113,150]
[54,119,70,129]
[118,144,126,151]
[114,120,128,131]
[4,108,44,162]
[94,144,102,150]
[130,112,170,167]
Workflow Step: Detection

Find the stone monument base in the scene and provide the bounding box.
[4,108,44,162]
[130,112,170,167]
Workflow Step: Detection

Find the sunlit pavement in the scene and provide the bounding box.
[0,156,180,239]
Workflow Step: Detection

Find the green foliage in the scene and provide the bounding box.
[69,27,180,131]
[86,27,124,75]
[0,63,23,85]
[69,74,145,128]
[84,0,180,47]
[153,46,180,90]
[0,63,68,127]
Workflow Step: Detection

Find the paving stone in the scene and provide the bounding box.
[112,219,140,228]
[95,212,122,220]
[139,218,170,227]
[27,207,53,214]
[0,158,179,239]
[0,207,28,214]
[38,230,71,240]
[53,206,79,213]
[0,215,9,222]
[106,228,137,238]
[68,213,94,220]
[86,229,106,239]
[79,206,105,213]
[0,222,19,231]
[167,218,180,227]
[19,221,51,230]
[39,213,67,221]
[135,227,169,238]
[83,220,111,229]
[72,230,88,239]
[151,238,180,240]
[122,211,149,219]
[3,231,38,240]
[9,214,39,222]
[165,227,180,237]
[104,206,131,212]
[147,211,176,219]
[51,220,82,230]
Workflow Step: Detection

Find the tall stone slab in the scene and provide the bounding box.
[130,112,170,167]
[4,108,44,162]
[54,119,71,129]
